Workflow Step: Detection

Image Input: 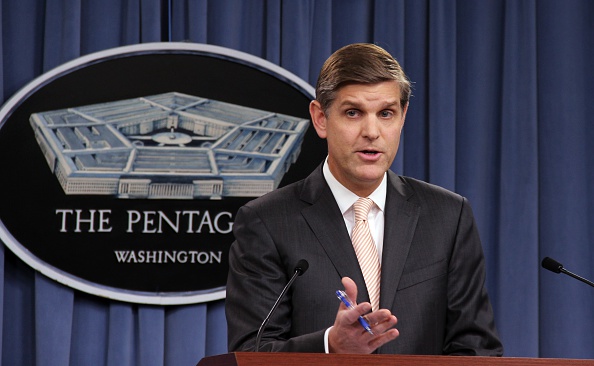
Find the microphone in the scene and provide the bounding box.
[541,256,594,288]
[254,259,309,352]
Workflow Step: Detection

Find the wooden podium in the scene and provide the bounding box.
[197,352,594,366]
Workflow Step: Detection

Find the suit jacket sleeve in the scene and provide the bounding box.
[442,197,502,355]
[225,203,326,353]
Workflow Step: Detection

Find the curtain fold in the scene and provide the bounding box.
[2,0,594,364]
[427,0,457,191]
[137,306,165,366]
[164,304,208,366]
[69,295,109,365]
[401,0,429,181]
[454,0,504,300]
[537,0,594,358]
[496,0,539,356]
[34,274,74,366]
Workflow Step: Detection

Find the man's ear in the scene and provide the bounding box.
[309,100,328,139]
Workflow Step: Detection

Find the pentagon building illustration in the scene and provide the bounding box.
[29,92,309,199]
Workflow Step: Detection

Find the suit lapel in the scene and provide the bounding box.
[380,172,420,310]
[300,165,369,302]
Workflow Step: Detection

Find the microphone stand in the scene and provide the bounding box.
[558,267,594,288]
[254,261,308,351]
[542,257,594,288]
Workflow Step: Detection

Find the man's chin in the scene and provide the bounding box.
[354,170,387,186]
[357,164,388,177]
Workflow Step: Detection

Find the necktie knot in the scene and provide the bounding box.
[354,197,374,222]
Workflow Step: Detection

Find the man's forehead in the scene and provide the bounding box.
[333,81,401,106]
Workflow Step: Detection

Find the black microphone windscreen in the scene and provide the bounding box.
[294,259,309,275]
[542,256,563,274]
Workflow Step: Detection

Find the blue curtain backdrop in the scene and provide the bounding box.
[1,0,593,364]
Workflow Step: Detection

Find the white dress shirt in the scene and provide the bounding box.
[321,158,387,352]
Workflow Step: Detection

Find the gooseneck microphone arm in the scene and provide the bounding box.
[541,257,594,288]
[254,259,309,352]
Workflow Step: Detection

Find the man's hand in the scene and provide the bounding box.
[328,277,399,353]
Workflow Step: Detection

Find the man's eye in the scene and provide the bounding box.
[380,110,394,118]
[346,110,359,117]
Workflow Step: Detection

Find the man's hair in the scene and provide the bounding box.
[315,43,411,113]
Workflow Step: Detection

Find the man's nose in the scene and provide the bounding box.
[361,116,380,139]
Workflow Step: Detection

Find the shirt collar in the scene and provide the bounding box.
[322,157,387,214]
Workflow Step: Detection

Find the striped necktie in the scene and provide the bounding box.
[351,197,381,311]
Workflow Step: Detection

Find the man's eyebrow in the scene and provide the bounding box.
[336,100,362,108]
[380,101,400,109]
[337,99,401,109]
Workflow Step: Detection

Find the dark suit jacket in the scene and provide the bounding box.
[226,164,503,355]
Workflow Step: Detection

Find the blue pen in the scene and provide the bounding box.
[336,290,374,335]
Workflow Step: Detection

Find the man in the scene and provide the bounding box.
[225,43,503,355]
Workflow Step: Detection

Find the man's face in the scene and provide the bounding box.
[310,81,408,197]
